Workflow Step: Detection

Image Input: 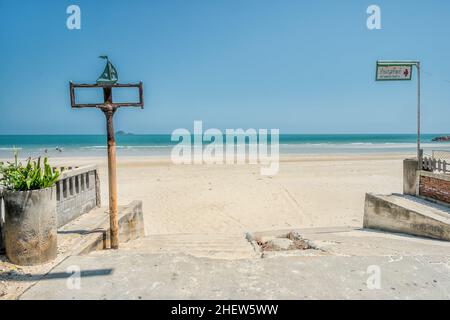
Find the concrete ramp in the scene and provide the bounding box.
[364,193,450,241]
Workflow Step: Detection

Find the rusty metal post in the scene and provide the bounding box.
[70,77,144,251]
[102,87,119,249]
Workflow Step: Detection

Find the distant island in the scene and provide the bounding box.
[432,136,450,142]
[115,130,134,136]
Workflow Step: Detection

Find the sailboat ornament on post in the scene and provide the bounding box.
[97,55,119,85]
[69,56,144,249]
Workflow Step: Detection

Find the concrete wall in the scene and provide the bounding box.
[56,165,101,227]
[419,171,450,205]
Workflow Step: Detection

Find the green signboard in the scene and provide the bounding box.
[375,60,421,164]
[376,63,412,81]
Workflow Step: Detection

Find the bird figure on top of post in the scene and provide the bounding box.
[97,55,118,85]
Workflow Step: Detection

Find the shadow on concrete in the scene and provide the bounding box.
[392,193,450,214]
[1,268,113,282]
[57,228,105,235]
[357,225,450,244]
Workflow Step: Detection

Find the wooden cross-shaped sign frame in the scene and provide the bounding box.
[69,81,144,249]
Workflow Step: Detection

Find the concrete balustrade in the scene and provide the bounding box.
[55,165,101,227]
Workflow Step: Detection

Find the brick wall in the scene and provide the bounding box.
[419,173,450,204]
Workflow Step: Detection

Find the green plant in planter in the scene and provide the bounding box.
[1,150,61,265]
[0,151,60,191]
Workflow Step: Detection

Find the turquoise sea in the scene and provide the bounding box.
[0,134,449,158]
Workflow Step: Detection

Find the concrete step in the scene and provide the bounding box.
[364,193,450,241]
[116,233,260,260]
[121,244,256,252]
[125,243,253,249]
[143,234,249,240]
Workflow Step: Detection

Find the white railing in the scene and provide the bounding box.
[432,150,450,162]
[421,155,450,175]
[55,165,101,227]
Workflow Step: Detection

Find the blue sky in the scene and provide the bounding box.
[0,0,449,134]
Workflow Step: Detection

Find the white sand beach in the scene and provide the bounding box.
[48,153,407,235]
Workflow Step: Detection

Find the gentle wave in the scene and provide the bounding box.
[80,145,174,149]
[2,142,450,150]
[1,134,450,158]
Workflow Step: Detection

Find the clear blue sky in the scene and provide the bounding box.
[0,0,449,134]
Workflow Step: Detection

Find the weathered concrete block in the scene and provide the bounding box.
[3,187,57,265]
[118,201,145,244]
[364,193,450,241]
[266,238,293,250]
[403,159,419,196]
[77,201,145,254]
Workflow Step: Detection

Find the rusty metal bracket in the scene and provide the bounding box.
[69,82,144,109]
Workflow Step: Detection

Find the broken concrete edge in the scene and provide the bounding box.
[244,232,262,257]
[247,226,356,241]
[10,200,144,300]
[363,193,450,242]
[245,227,354,258]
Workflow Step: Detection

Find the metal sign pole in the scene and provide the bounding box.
[102,87,119,249]
[70,62,144,250]
[416,62,421,168]
[376,60,422,168]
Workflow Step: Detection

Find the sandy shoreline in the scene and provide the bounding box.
[13,153,407,235]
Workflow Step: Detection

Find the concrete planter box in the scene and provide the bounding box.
[3,186,57,266]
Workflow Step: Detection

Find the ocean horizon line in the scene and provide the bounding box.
[1,133,449,158]
[0,133,449,136]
